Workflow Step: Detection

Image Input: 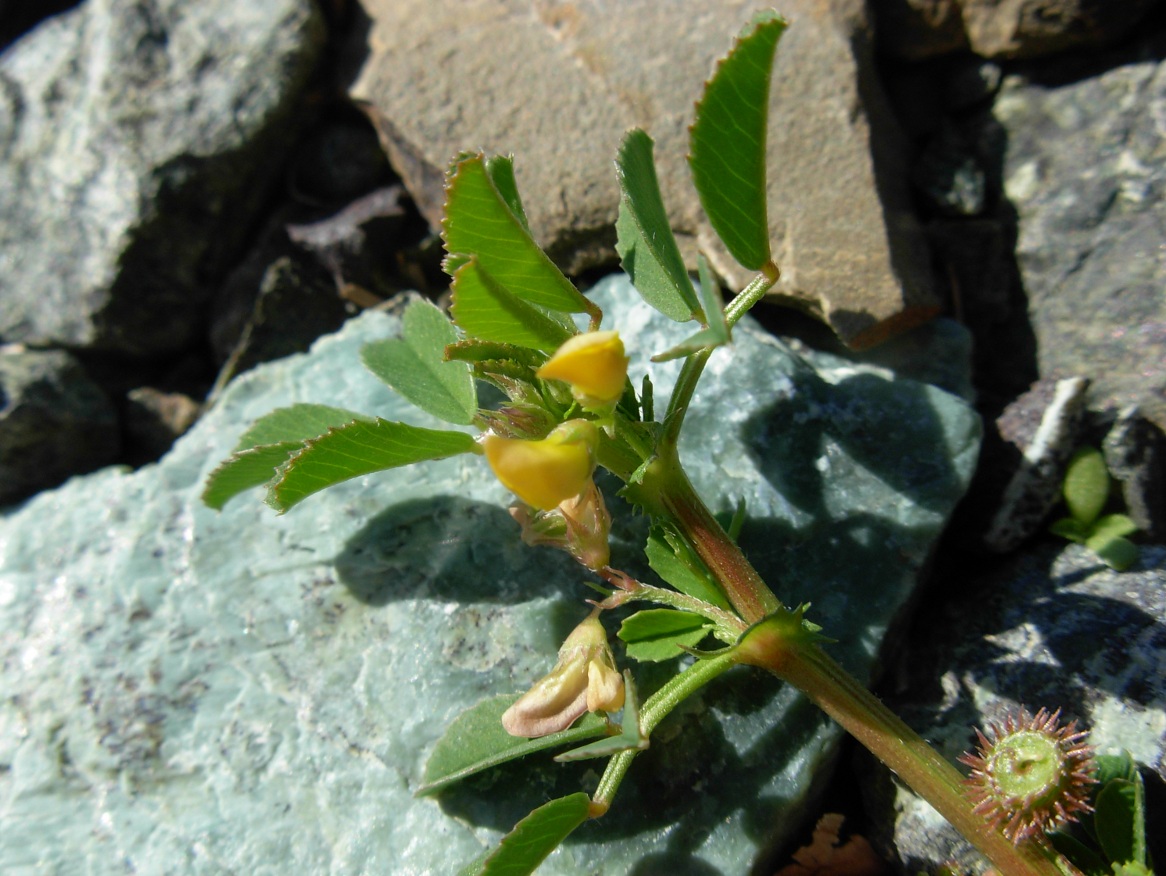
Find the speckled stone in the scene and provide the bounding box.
[995,60,1166,430]
[0,276,979,874]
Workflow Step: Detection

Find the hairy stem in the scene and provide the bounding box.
[754,644,1072,876]
[659,463,780,623]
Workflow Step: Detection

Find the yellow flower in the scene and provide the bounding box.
[537,330,629,408]
[510,478,613,571]
[482,419,599,511]
[502,614,625,738]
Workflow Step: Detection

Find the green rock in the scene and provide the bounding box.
[0,275,979,874]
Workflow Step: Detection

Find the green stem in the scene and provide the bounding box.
[658,463,780,623]
[674,487,1070,876]
[723,269,778,328]
[659,268,775,452]
[753,644,1069,876]
[591,650,738,813]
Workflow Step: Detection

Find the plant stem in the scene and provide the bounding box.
[723,269,779,328]
[672,484,1071,876]
[591,650,738,814]
[659,463,780,623]
[755,644,1070,876]
[658,271,777,452]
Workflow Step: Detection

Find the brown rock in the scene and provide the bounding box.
[876,0,1163,60]
[349,0,936,349]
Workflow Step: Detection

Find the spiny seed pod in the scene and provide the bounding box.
[959,708,1097,844]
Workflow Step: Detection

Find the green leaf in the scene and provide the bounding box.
[618,609,710,662]
[1095,752,1139,786]
[267,419,478,512]
[1090,535,1139,571]
[688,11,785,271]
[650,256,732,362]
[1048,831,1110,876]
[555,671,648,761]
[1095,776,1145,866]
[614,129,701,323]
[450,258,575,352]
[361,299,477,425]
[478,793,592,876]
[484,155,531,232]
[645,526,730,610]
[1050,516,1089,544]
[201,404,367,510]
[418,694,608,796]
[1090,513,1139,542]
[1063,446,1110,525]
[442,154,596,319]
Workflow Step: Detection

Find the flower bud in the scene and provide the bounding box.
[537,330,629,408]
[511,479,612,571]
[502,614,625,738]
[482,419,599,511]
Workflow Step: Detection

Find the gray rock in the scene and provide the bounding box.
[0,0,326,356]
[0,275,979,873]
[0,347,119,505]
[1103,407,1166,541]
[983,376,1090,553]
[875,0,1163,60]
[350,0,936,349]
[868,543,1166,873]
[996,62,1166,431]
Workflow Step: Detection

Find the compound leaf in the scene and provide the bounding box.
[202,403,366,510]
[484,154,531,232]
[615,128,701,323]
[645,526,730,610]
[267,419,477,512]
[650,255,731,362]
[361,299,477,425]
[418,694,607,796]
[618,609,710,662]
[689,10,786,271]
[475,793,592,876]
[450,258,575,352]
[443,154,596,321]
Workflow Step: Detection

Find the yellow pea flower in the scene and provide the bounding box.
[537,330,630,408]
[481,419,599,511]
[502,613,625,738]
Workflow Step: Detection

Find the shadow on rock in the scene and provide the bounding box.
[334,495,582,605]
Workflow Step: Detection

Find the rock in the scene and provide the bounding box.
[0,0,79,50]
[349,0,936,349]
[994,59,1166,431]
[913,122,988,217]
[983,376,1090,553]
[946,60,1003,112]
[122,386,202,466]
[211,252,353,391]
[875,0,1163,60]
[285,114,393,207]
[0,275,980,873]
[0,0,326,356]
[285,185,408,303]
[0,347,119,506]
[1103,407,1166,541]
[866,543,1166,873]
